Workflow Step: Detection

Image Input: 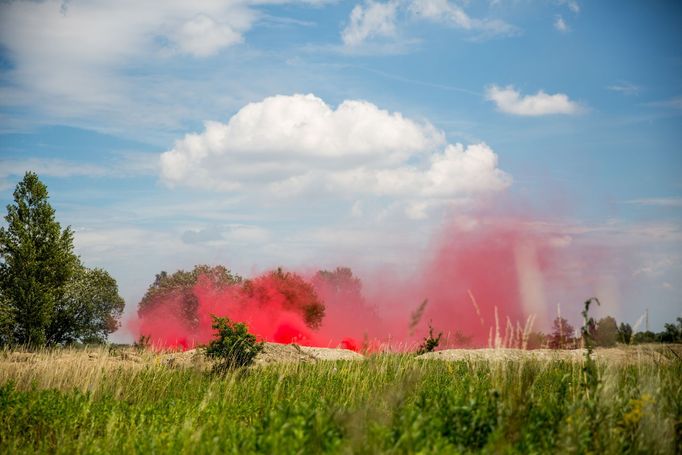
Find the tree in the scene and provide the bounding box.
[138,265,242,329]
[46,266,125,344]
[243,268,325,329]
[0,172,78,345]
[593,316,619,347]
[618,322,633,344]
[548,317,576,349]
[659,317,682,343]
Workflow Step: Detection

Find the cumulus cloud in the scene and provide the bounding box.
[160,94,511,218]
[486,85,582,116]
[342,1,399,46]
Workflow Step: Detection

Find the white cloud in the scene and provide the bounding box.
[342,1,399,46]
[0,0,316,130]
[485,85,582,116]
[341,0,518,47]
[171,14,244,57]
[554,15,569,32]
[160,93,511,218]
[408,0,519,38]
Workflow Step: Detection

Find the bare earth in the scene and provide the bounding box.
[417,344,682,363]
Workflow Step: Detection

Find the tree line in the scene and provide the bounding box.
[528,315,682,349]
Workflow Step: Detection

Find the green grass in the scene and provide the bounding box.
[1,353,681,454]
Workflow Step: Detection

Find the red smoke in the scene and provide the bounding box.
[133,217,565,351]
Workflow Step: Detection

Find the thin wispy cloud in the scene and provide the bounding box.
[607,81,640,95]
[624,198,682,208]
[554,15,569,33]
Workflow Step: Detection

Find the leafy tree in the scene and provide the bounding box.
[244,268,325,329]
[618,322,633,344]
[548,317,576,349]
[659,317,682,343]
[138,265,242,328]
[205,316,264,370]
[46,266,125,344]
[593,316,619,347]
[0,172,78,345]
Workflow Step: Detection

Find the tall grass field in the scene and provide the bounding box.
[1,346,681,454]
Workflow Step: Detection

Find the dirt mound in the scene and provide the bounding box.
[417,344,679,363]
[254,343,364,366]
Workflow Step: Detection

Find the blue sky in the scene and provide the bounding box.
[0,0,680,337]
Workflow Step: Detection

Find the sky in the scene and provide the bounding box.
[0,0,680,340]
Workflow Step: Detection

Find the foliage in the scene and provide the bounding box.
[0,173,124,346]
[0,290,14,346]
[205,316,264,370]
[659,318,682,343]
[548,317,576,349]
[0,172,78,345]
[416,323,442,355]
[630,318,682,344]
[618,322,633,344]
[244,268,325,329]
[138,265,242,328]
[0,349,680,454]
[526,331,547,349]
[313,267,361,296]
[632,331,658,344]
[593,316,619,347]
[46,266,125,344]
[580,297,601,394]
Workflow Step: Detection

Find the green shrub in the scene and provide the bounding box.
[416,323,442,355]
[205,316,263,370]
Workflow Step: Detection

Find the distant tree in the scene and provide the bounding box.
[548,317,576,349]
[245,268,325,329]
[659,318,682,343]
[618,322,633,344]
[314,267,362,296]
[526,331,547,350]
[0,172,78,345]
[138,265,242,328]
[593,316,619,347]
[46,266,125,344]
[632,331,657,344]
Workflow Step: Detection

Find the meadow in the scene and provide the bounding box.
[0,345,680,454]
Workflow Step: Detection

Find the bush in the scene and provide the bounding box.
[205,316,264,370]
[416,323,442,355]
